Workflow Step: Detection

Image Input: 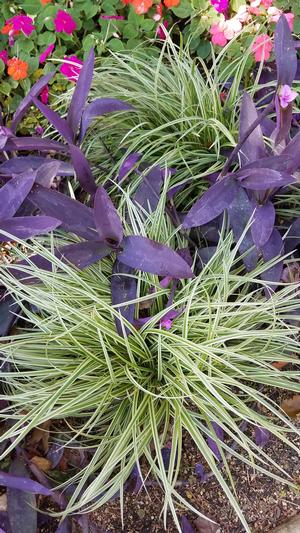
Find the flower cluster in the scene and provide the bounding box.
[121,0,180,16]
[209,0,294,63]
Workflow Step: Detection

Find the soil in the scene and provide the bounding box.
[90,420,300,533]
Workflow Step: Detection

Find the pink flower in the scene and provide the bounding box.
[210,23,228,47]
[157,20,168,40]
[40,85,49,104]
[6,15,35,36]
[278,85,298,109]
[0,50,8,65]
[210,0,229,13]
[236,5,251,23]
[60,55,83,82]
[252,34,273,62]
[251,0,273,7]
[284,13,294,31]
[54,10,77,34]
[39,43,55,63]
[161,318,172,330]
[223,17,242,40]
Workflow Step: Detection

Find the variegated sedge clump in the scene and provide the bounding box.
[0,224,299,532]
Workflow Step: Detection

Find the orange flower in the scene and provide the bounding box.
[164,0,180,7]
[1,23,14,35]
[7,57,28,80]
[41,0,52,4]
[132,0,153,14]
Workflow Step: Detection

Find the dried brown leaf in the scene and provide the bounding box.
[30,456,52,472]
[281,395,300,418]
[27,421,51,452]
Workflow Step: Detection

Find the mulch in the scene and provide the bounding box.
[90,419,300,533]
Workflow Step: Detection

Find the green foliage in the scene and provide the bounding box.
[57,38,256,209]
[0,219,299,530]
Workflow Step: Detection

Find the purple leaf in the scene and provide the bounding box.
[131,464,143,494]
[0,156,74,177]
[133,165,163,213]
[181,516,195,533]
[56,519,71,533]
[207,422,224,461]
[238,168,295,190]
[28,185,97,240]
[0,294,20,337]
[274,15,297,86]
[67,48,95,139]
[227,187,258,271]
[0,512,11,533]
[251,202,275,248]
[197,247,217,270]
[0,216,61,241]
[260,228,284,286]
[35,161,61,188]
[239,92,265,166]
[177,247,193,266]
[79,98,134,143]
[111,260,137,337]
[274,95,293,146]
[195,463,206,481]
[47,443,64,469]
[7,460,37,533]
[182,178,239,229]
[285,217,300,253]
[69,144,96,194]
[94,187,123,247]
[0,126,14,150]
[282,130,300,171]
[118,153,141,181]
[117,236,194,278]
[4,137,69,153]
[241,154,295,173]
[58,241,111,269]
[32,97,74,144]
[1,463,52,495]
[0,171,36,219]
[167,181,189,199]
[255,427,270,447]
[11,72,55,133]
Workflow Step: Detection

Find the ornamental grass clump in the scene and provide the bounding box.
[58,36,251,205]
[0,225,299,531]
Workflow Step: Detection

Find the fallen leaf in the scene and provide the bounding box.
[281,395,300,418]
[272,361,289,370]
[194,516,220,533]
[27,421,51,452]
[30,456,52,472]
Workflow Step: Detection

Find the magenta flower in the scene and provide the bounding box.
[39,43,55,64]
[54,10,77,34]
[0,50,8,65]
[40,85,49,105]
[60,55,83,82]
[278,85,298,109]
[100,15,125,20]
[35,125,44,136]
[6,15,35,36]
[157,20,168,40]
[210,0,229,13]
